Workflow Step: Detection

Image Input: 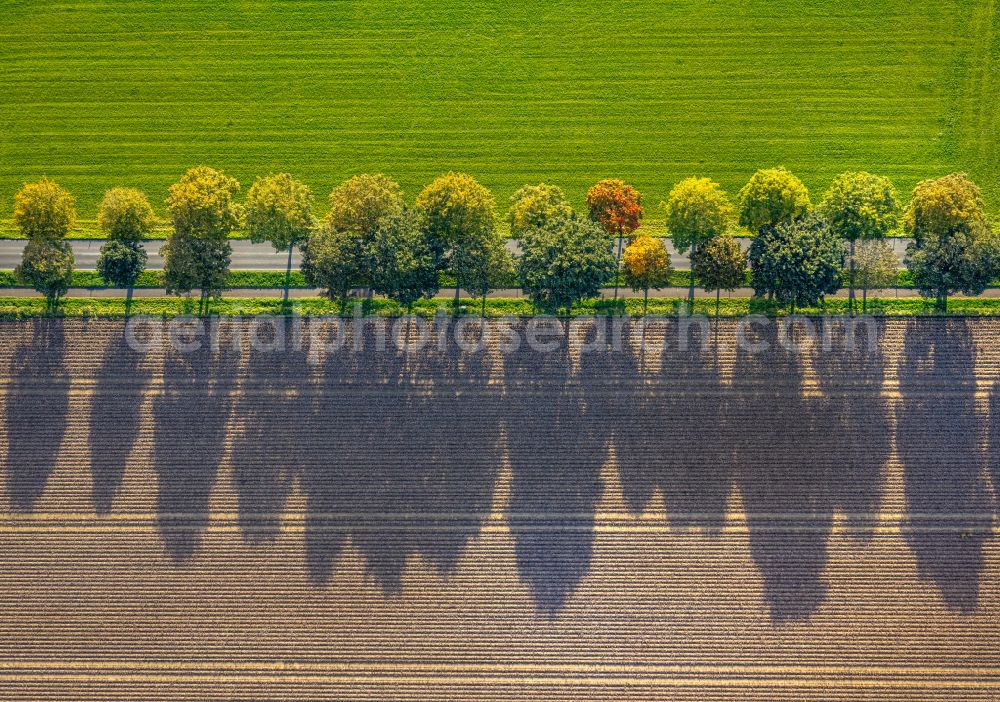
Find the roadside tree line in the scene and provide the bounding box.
[9,167,1000,314]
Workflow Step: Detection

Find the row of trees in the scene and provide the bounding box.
[11,167,1000,314]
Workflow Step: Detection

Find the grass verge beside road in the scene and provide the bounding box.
[3,296,1000,319]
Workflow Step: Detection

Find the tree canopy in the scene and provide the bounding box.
[693,234,748,294]
[414,172,495,269]
[622,235,672,309]
[663,177,733,253]
[903,174,1000,310]
[369,211,441,311]
[904,172,989,244]
[301,223,365,306]
[518,212,617,313]
[97,188,157,243]
[585,179,643,238]
[737,167,811,232]
[749,214,844,309]
[244,173,315,251]
[14,178,76,241]
[16,238,74,311]
[819,171,898,243]
[452,226,514,314]
[327,173,405,240]
[165,166,241,240]
[162,166,240,307]
[508,183,573,238]
[97,240,148,290]
[854,239,899,311]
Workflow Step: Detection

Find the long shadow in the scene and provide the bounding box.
[300,321,373,586]
[505,318,606,614]
[897,319,991,613]
[152,322,239,561]
[88,328,152,515]
[730,320,833,622]
[230,318,308,543]
[990,362,1000,519]
[3,320,69,512]
[304,318,502,593]
[809,319,890,537]
[609,318,732,530]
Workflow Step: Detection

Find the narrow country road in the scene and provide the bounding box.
[0,237,915,271]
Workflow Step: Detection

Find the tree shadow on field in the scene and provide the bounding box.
[152,321,239,562]
[505,318,607,615]
[605,318,732,530]
[808,318,891,538]
[730,320,835,623]
[3,320,69,512]
[231,318,309,543]
[88,327,152,515]
[897,319,991,613]
[303,318,502,593]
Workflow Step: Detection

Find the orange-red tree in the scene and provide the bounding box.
[586,179,644,301]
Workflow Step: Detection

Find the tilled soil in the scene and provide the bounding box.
[0,317,997,701]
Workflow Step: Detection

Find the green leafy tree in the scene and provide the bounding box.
[327,173,405,293]
[692,234,748,321]
[301,224,364,309]
[663,177,734,307]
[161,166,240,313]
[13,179,76,310]
[518,212,617,314]
[244,173,315,305]
[14,178,76,241]
[749,215,844,311]
[508,183,573,238]
[97,241,148,316]
[96,187,155,315]
[622,235,672,313]
[415,172,496,308]
[819,172,898,312]
[452,227,514,316]
[16,239,74,312]
[586,179,644,302]
[903,174,1000,311]
[369,211,440,313]
[97,187,157,243]
[853,239,899,312]
[737,167,811,233]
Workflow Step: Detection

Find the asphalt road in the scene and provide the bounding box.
[0,238,301,270]
[0,237,914,271]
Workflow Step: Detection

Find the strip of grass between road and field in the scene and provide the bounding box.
[0,269,988,291]
[3,296,1000,319]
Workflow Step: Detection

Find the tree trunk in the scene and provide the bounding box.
[715,288,721,324]
[643,287,649,315]
[283,240,294,306]
[125,285,134,319]
[848,238,856,315]
[862,286,868,313]
[453,281,461,313]
[612,233,623,302]
[481,293,487,318]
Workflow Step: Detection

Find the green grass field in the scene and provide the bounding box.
[0,0,997,219]
[2,295,999,319]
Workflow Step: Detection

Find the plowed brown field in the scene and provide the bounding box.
[0,317,998,701]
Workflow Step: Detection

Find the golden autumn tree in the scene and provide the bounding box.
[622,234,672,313]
